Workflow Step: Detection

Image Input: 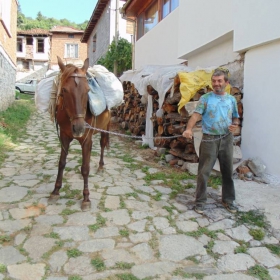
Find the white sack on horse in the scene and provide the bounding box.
[88,65,124,109]
[35,71,59,116]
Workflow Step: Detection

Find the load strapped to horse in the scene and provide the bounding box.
[35,57,124,211]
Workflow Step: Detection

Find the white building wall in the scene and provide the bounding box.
[187,36,239,69]
[233,0,280,52]
[33,37,50,60]
[134,8,184,69]
[242,40,280,176]
[178,0,233,60]
[87,3,110,66]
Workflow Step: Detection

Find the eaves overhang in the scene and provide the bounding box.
[81,0,110,43]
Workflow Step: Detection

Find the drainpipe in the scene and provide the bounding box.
[114,0,119,75]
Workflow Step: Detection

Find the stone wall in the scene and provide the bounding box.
[88,5,110,66]
[0,49,16,112]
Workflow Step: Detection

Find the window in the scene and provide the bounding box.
[68,34,74,38]
[162,0,179,18]
[65,44,78,58]
[137,14,144,39]
[37,38,44,53]
[17,38,23,52]
[26,37,33,45]
[144,1,158,34]
[92,34,97,52]
[136,0,179,39]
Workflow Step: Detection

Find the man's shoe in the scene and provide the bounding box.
[194,204,204,214]
[222,201,238,213]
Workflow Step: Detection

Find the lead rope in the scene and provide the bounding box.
[81,114,95,147]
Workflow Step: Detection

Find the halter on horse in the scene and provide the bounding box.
[48,56,111,211]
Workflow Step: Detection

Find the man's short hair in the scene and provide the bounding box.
[212,68,229,82]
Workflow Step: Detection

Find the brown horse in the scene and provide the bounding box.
[48,56,111,211]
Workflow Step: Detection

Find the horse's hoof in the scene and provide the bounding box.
[97,167,104,173]
[81,201,91,211]
[48,194,60,204]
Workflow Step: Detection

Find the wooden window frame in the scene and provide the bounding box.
[136,0,178,40]
[37,38,45,53]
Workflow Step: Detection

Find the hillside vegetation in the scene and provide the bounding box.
[17,9,88,30]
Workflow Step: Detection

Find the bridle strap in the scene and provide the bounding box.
[59,72,87,122]
[69,73,87,78]
[70,114,85,122]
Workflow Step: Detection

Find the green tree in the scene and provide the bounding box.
[97,37,132,76]
[17,11,88,31]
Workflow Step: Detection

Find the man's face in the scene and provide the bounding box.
[211,75,229,94]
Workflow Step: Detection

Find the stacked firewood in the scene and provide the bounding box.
[113,76,243,164]
[113,81,159,136]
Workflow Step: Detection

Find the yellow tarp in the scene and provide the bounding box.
[177,70,231,112]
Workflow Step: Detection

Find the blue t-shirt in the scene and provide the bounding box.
[195,92,239,135]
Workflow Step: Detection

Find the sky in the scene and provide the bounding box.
[18,0,98,24]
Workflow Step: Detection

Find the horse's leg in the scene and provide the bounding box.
[48,134,71,203]
[81,137,92,211]
[98,131,109,172]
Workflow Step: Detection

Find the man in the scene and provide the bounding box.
[182,68,239,214]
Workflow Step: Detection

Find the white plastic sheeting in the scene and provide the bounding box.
[120,64,192,148]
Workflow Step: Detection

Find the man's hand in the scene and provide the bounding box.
[183,129,193,139]
[228,124,238,133]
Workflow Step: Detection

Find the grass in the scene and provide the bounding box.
[88,213,106,231]
[67,248,83,258]
[185,227,219,239]
[247,265,272,280]
[235,244,248,254]
[60,184,82,200]
[0,264,7,273]
[236,210,269,229]
[249,228,265,241]
[44,232,60,239]
[91,257,106,271]
[114,262,134,270]
[69,276,83,280]
[60,208,78,216]
[115,274,140,280]
[173,268,205,279]
[208,176,222,189]
[0,94,35,167]
[266,244,280,256]
[0,235,11,244]
[119,228,129,237]
[119,154,134,163]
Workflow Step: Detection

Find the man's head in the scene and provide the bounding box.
[211,68,229,94]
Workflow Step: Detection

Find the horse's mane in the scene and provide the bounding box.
[60,64,79,85]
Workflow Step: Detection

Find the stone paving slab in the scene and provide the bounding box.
[0,113,279,279]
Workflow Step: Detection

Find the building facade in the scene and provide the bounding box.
[81,0,133,67]
[122,0,280,177]
[0,0,18,111]
[50,26,87,70]
[16,28,51,81]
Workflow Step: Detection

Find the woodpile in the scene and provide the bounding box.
[113,75,243,166]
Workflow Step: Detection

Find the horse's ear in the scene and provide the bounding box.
[82,58,89,73]
[57,56,65,72]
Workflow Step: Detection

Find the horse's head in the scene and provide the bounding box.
[57,56,90,138]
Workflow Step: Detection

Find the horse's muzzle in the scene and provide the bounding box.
[72,120,85,137]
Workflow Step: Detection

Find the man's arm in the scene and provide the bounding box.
[228,117,239,133]
[182,112,201,139]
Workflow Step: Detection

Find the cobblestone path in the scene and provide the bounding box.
[0,113,280,280]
